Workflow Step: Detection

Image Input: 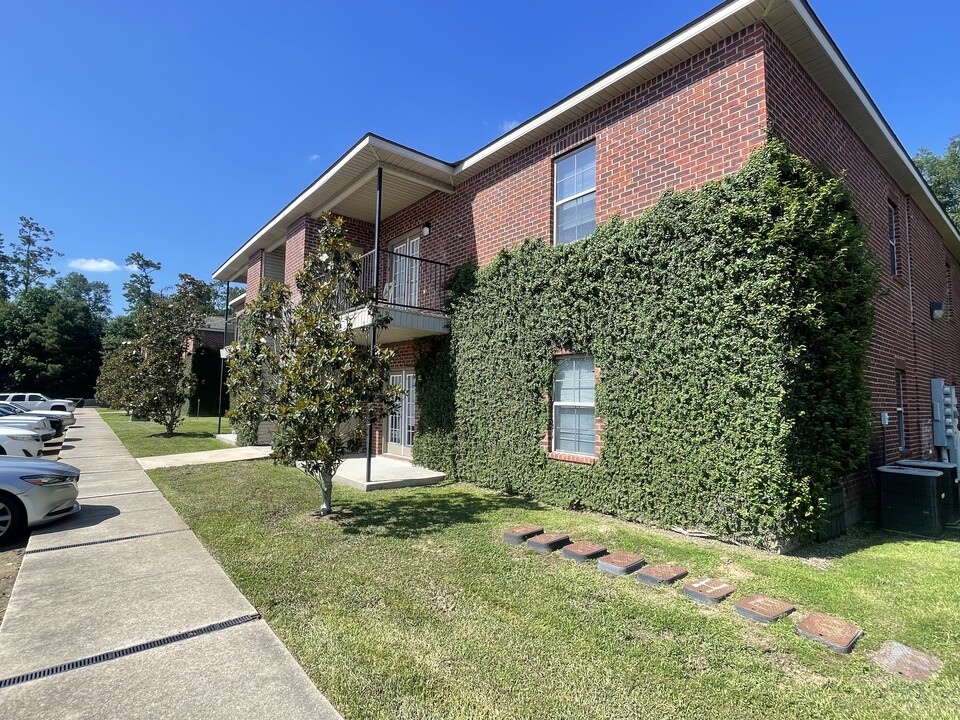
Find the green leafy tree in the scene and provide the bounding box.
[101,314,139,357]
[209,279,246,316]
[123,252,162,313]
[128,274,210,435]
[53,272,112,322]
[225,279,288,445]
[914,134,960,226]
[270,214,402,516]
[0,231,11,301]
[6,217,62,296]
[95,341,140,409]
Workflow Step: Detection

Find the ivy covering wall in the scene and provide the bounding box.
[415,141,877,549]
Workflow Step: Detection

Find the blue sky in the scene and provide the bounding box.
[1,1,957,314]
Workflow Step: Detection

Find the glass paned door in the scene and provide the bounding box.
[387,370,416,457]
[389,234,420,307]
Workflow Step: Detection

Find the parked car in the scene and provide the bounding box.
[0,401,74,429]
[0,409,55,441]
[0,428,45,458]
[0,457,81,542]
[0,393,76,413]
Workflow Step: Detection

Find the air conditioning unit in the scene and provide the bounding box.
[877,465,949,537]
[896,459,960,523]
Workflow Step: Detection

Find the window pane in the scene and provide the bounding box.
[554,406,596,455]
[554,357,595,403]
[556,193,596,245]
[555,144,596,202]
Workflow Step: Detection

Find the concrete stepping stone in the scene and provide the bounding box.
[636,563,688,587]
[526,532,571,554]
[597,551,646,576]
[562,541,608,563]
[796,612,863,654]
[682,577,737,605]
[503,524,544,546]
[734,594,796,623]
[872,640,942,682]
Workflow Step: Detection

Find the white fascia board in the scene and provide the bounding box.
[454,0,762,176]
[786,0,960,245]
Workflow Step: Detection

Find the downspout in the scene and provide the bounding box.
[217,280,231,435]
[366,165,383,485]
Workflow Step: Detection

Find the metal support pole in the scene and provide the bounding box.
[217,280,231,434]
[366,166,383,485]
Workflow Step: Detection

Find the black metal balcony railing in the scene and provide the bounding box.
[347,248,449,314]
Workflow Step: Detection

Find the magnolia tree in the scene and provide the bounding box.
[225,279,289,446]
[229,213,402,516]
[95,274,209,435]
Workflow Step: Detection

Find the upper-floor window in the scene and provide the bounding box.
[552,355,596,456]
[554,143,596,245]
[888,201,899,275]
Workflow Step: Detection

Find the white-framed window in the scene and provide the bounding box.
[896,370,906,451]
[554,143,596,245]
[888,201,899,276]
[552,355,596,456]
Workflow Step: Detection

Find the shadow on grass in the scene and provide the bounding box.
[789,521,960,561]
[145,432,215,440]
[333,488,541,540]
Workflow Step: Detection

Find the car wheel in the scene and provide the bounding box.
[0,492,25,544]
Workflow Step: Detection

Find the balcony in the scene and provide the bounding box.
[340,248,451,344]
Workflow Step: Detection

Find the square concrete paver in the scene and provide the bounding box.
[597,551,645,576]
[734,594,795,623]
[796,612,863,654]
[562,541,607,563]
[872,640,942,682]
[636,563,688,587]
[503,525,543,545]
[526,533,571,554]
[682,578,736,605]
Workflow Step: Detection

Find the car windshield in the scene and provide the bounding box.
[0,403,25,413]
[7,402,30,412]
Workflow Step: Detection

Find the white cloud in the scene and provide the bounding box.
[68,258,124,273]
[498,119,520,134]
[308,154,321,161]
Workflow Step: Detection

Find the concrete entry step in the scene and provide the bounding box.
[333,456,445,492]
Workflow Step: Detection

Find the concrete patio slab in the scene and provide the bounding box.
[0,408,342,719]
[137,445,272,470]
[334,455,445,491]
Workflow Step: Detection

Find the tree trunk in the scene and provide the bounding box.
[319,469,334,516]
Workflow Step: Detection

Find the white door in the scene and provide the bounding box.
[389,234,420,307]
[386,370,416,457]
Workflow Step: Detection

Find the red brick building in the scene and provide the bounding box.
[214,0,960,525]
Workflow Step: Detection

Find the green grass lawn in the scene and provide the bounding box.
[149,459,960,720]
[97,410,231,457]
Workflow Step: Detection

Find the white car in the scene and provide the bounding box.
[0,393,76,413]
[0,402,75,429]
[0,428,45,458]
[0,457,81,542]
[0,412,55,442]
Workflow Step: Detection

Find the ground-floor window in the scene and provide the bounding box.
[552,355,596,456]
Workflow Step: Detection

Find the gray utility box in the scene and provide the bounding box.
[877,466,949,538]
[896,460,960,522]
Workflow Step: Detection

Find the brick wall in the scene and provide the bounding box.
[379,25,767,270]
[763,25,960,522]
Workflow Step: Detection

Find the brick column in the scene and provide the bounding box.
[246,250,264,303]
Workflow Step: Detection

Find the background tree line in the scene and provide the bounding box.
[0,215,236,400]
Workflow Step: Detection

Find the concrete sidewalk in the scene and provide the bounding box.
[0,409,342,719]
[137,445,273,470]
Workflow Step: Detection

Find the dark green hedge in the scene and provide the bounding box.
[434,140,876,549]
